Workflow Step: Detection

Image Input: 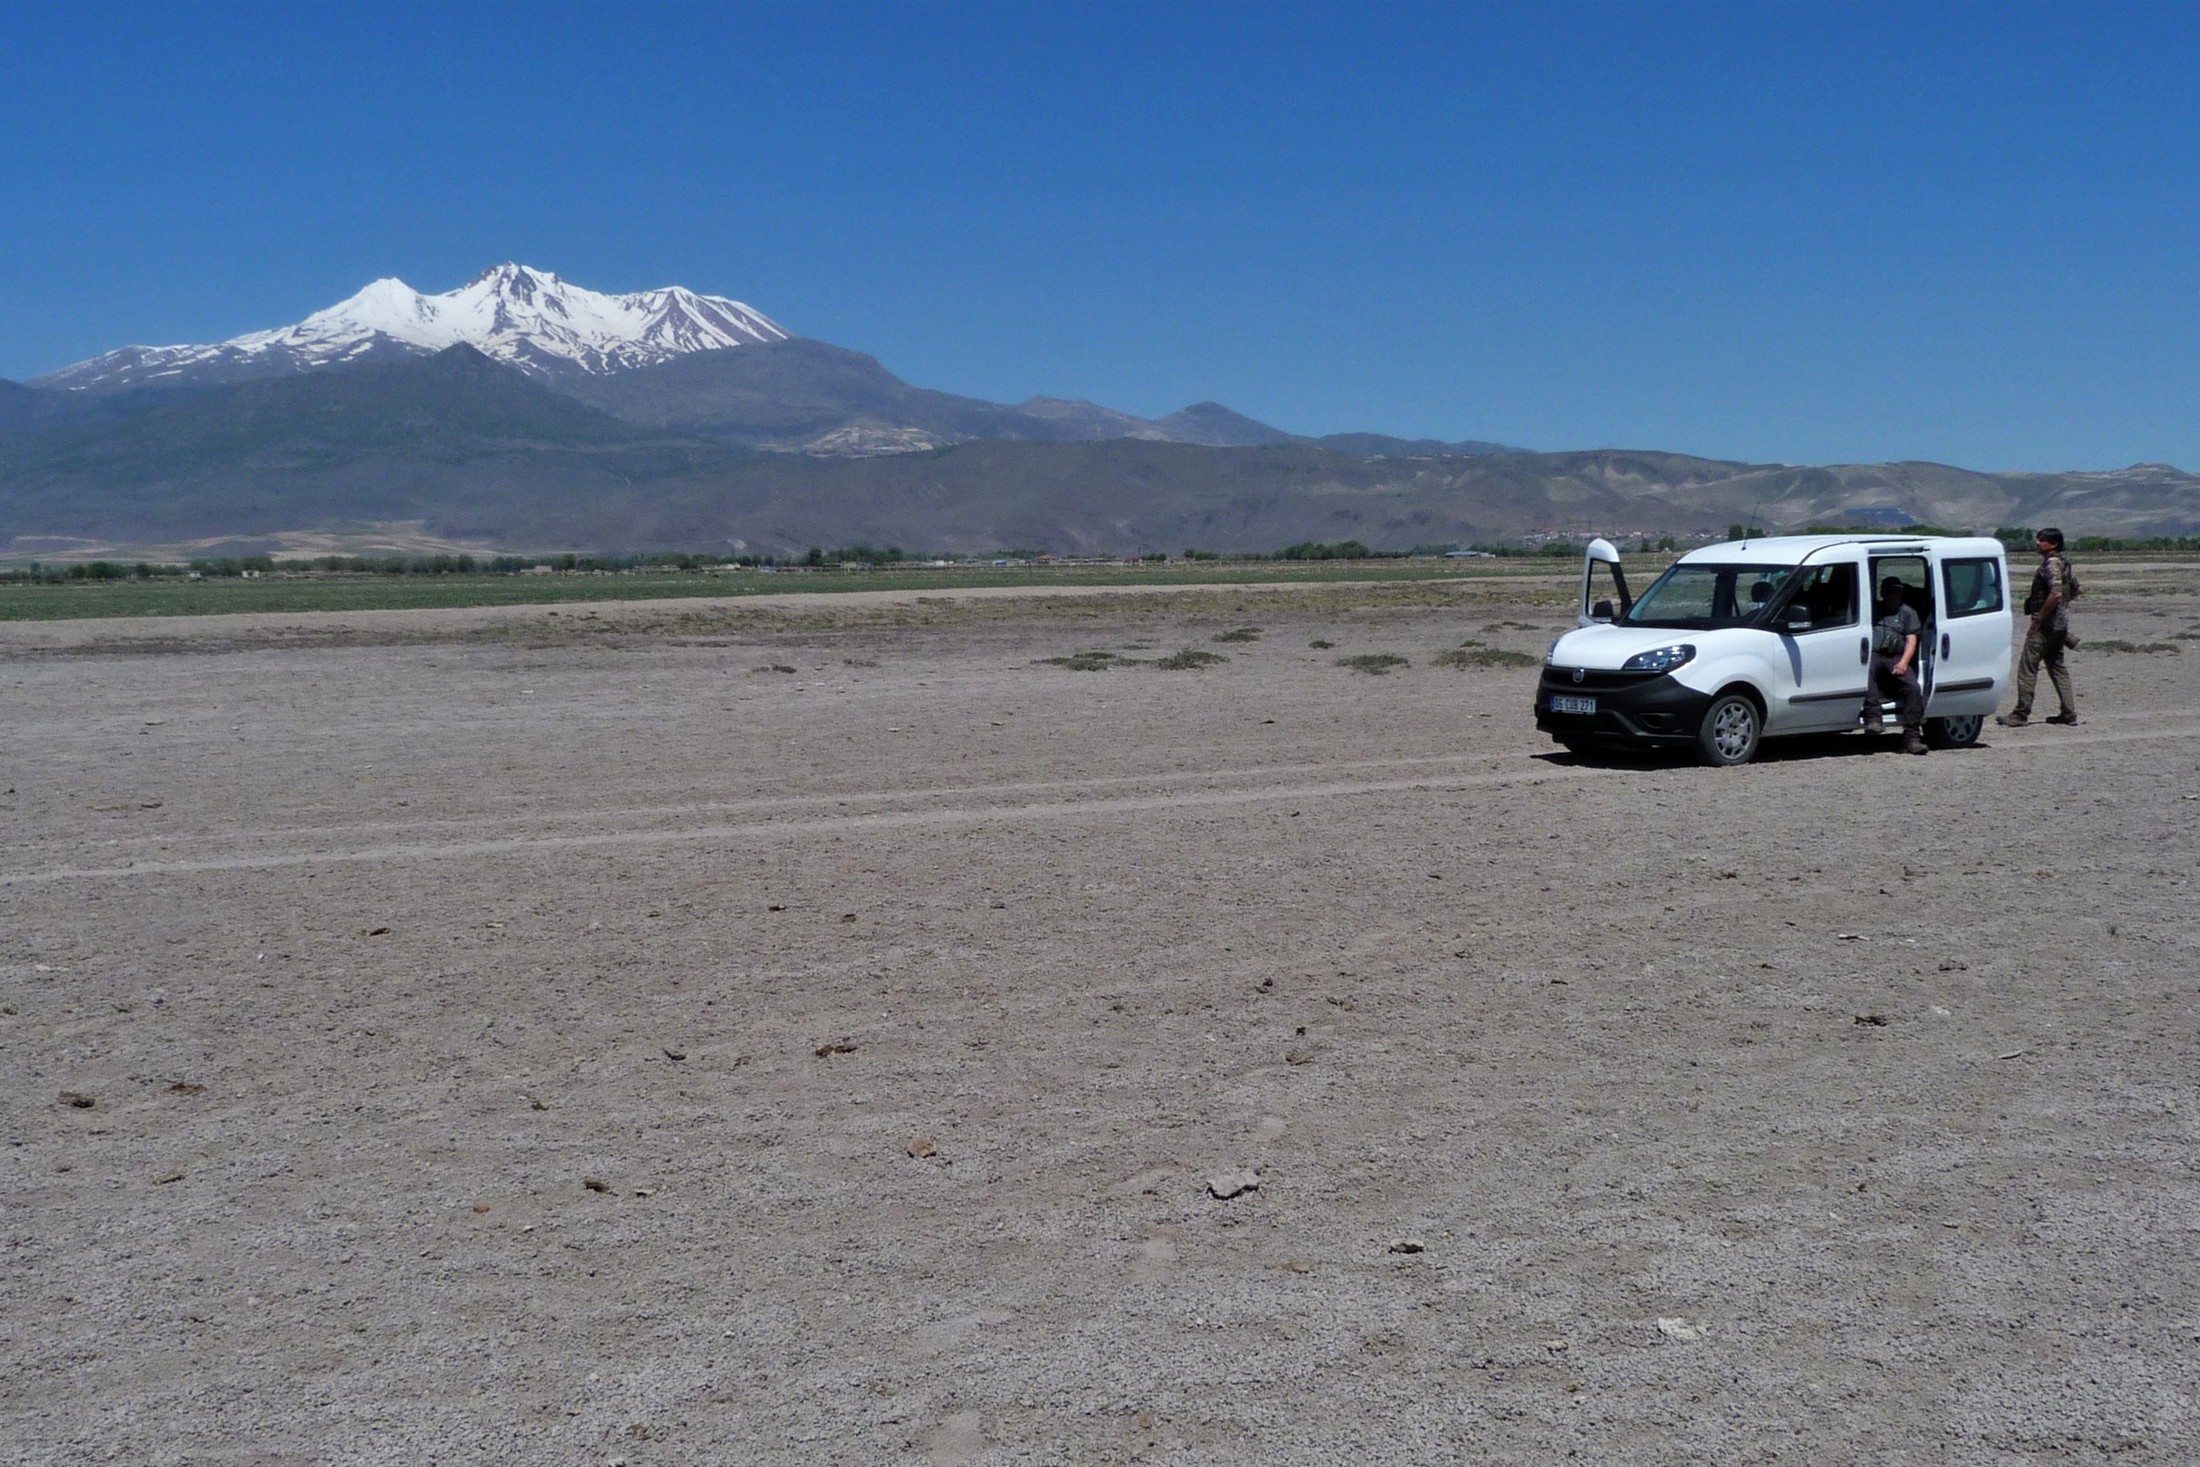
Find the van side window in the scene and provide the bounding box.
[1871,557,1931,624]
[1942,557,2004,617]
[1787,563,1857,630]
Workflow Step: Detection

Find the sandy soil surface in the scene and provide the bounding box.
[4,568,2197,1465]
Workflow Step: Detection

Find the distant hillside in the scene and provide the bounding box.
[1152,402,1301,447]
[6,348,2198,556]
[562,339,1125,452]
[0,347,753,543]
[1315,431,1522,458]
[556,338,1313,454]
[0,380,49,433]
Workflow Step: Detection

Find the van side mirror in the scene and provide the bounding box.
[1783,603,1812,630]
[1591,599,1615,622]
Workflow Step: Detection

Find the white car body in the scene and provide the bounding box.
[1535,534,2014,764]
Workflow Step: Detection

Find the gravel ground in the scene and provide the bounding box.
[4,569,2197,1465]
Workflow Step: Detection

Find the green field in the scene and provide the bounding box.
[0,560,1557,622]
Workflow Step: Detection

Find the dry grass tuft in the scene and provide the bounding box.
[1037,650,1140,671]
[1435,644,1539,669]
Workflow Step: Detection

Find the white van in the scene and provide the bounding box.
[1535,534,2013,765]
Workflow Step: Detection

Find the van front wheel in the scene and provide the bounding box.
[1926,714,1984,749]
[1696,693,1761,767]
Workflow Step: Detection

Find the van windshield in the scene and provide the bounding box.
[1622,562,1796,629]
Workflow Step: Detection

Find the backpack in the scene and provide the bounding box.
[2025,554,2079,614]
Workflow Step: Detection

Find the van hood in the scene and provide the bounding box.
[1549,624,1710,672]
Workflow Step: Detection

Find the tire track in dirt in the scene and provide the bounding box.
[11,714,2197,887]
[21,750,1537,852]
[48,703,2191,860]
[4,755,1606,884]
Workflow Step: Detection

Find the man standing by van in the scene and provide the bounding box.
[1868,576,1929,755]
[1998,528,2078,727]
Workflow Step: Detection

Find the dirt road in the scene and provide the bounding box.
[5,571,2197,1464]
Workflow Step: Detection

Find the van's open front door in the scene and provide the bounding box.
[1578,539,1632,628]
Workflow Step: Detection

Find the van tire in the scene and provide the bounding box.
[1697,692,1762,767]
[1925,714,1984,749]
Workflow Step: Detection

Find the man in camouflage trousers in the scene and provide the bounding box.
[1997,527,2078,727]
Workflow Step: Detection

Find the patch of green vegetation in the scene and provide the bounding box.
[1211,626,1263,643]
[1337,653,1409,674]
[2081,639,2178,655]
[1156,648,1228,670]
[0,559,1540,624]
[1308,638,1335,649]
[1481,620,1540,632]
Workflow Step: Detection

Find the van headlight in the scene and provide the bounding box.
[1622,643,1695,673]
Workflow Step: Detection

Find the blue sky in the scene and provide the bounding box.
[3,0,2195,470]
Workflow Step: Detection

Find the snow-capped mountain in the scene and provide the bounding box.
[34,264,789,393]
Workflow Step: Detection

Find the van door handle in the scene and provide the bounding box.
[1941,633,1950,658]
[1859,637,1869,666]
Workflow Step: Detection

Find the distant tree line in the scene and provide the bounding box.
[1804,523,1970,538]
[17,531,2195,588]
[1271,540,1390,560]
[0,544,1517,582]
[1993,528,2200,552]
[1,559,204,583]
[1,550,812,583]
[801,545,901,566]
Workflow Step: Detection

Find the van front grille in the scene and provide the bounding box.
[1540,667,1666,693]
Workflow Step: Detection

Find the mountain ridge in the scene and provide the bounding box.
[32,264,791,394]
[7,347,2198,556]
[22,264,1524,460]
[8,267,2196,555]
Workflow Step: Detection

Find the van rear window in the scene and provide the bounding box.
[1942,557,2003,618]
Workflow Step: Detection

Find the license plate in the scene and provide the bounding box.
[1550,694,1597,715]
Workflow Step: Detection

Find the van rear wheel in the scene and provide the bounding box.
[1926,714,1984,749]
[1696,693,1761,767]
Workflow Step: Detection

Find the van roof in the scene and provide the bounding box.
[1674,533,2005,565]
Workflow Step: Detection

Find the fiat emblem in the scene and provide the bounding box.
[1571,668,1585,684]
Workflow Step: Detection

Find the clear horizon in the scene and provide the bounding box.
[3,0,2195,473]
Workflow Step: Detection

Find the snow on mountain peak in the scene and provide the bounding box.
[36,265,790,392]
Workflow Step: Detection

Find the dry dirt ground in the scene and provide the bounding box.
[4,569,2198,1465]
